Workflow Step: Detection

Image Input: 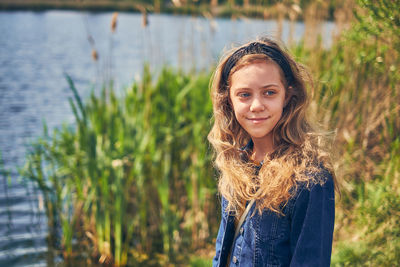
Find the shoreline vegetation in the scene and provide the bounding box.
[0,0,339,21]
[10,0,400,266]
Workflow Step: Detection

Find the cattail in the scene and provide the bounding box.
[142,9,149,28]
[111,12,118,33]
[288,4,301,45]
[203,11,217,33]
[291,3,301,15]
[172,0,182,7]
[304,1,327,49]
[136,5,149,28]
[263,8,269,20]
[38,194,44,211]
[91,49,98,61]
[275,3,286,40]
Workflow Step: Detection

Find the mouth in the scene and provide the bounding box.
[247,116,270,123]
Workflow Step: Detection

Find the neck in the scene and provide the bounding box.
[251,136,274,163]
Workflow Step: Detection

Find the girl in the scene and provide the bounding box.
[208,38,336,266]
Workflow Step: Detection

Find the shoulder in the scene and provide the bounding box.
[286,166,335,225]
[301,164,335,191]
[292,165,335,207]
[219,195,231,214]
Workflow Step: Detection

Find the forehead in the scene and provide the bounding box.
[231,54,269,73]
[229,55,286,84]
[230,60,285,88]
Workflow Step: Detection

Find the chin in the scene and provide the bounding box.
[250,133,270,139]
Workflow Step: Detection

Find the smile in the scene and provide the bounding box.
[247,116,270,123]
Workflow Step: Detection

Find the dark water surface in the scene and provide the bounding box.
[0,10,335,266]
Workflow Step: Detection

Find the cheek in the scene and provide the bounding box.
[276,103,286,123]
[230,103,246,127]
[228,98,241,121]
[234,110,243,124]
[232,102,247,118]
[273,97,286,112]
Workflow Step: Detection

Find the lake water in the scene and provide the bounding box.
[0,10,335,266]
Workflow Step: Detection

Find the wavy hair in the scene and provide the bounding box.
[208,37,335,215]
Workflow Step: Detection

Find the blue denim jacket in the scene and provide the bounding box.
[212,168,335,267]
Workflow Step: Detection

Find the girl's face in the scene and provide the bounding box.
[229,61,287,146]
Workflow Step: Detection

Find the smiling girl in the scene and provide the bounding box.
[208,38,336,266]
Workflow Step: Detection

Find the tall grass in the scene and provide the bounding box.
[22,66,218,266]
[20,0,400,266]
[292,0,400,264]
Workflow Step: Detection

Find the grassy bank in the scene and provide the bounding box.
[0,0,148,13]
[20,0,400,266]
[0,0,340,21]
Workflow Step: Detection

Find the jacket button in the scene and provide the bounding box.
[240,227,244,235]
[232,256,237,263]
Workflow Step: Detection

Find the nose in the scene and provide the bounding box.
[250,97,265,112]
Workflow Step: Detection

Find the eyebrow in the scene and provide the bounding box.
[232,83,282,91]
[260,84,281,89]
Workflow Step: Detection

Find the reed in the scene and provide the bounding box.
[22,65,218,266]
[292,0,400,264]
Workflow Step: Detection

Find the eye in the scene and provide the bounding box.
[263,90,276,96]
[238,92,251,98]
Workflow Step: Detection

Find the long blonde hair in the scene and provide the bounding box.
[208,37,335,215]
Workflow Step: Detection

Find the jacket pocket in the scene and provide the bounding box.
[259,210,289,241]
